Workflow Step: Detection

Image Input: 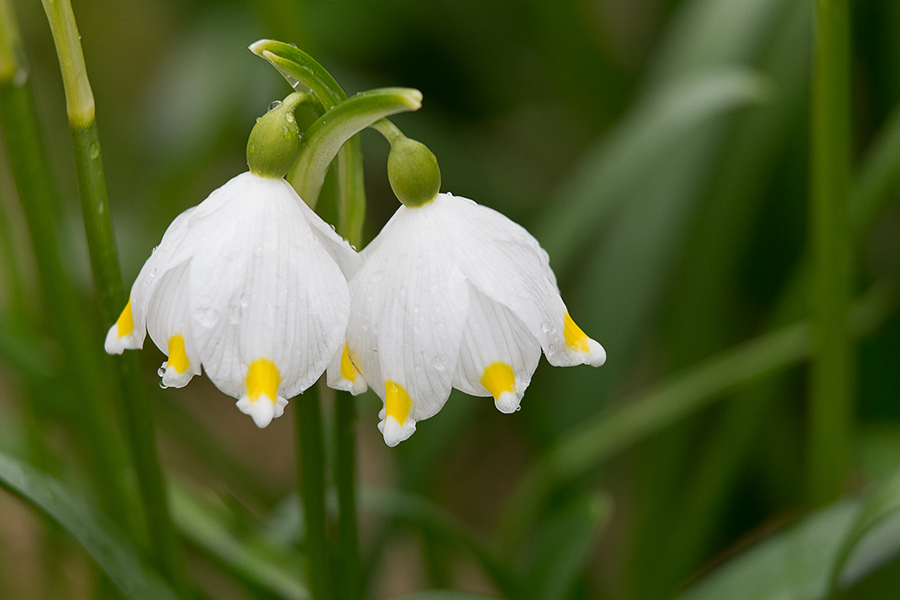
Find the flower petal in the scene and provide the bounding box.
[434,193,605,368]
[326,343,368,396]
[347,202,469,441]
[187,173,349,402]
[452,286,540,414]
[144,261,201,388]
[290,181,363,280]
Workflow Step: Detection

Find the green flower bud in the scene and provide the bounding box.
[247,92,305,179]
[387,137,441,208]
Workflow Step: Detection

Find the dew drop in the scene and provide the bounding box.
[541,321,552,333]
[268,100,282,112]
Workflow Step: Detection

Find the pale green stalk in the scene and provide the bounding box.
[40,0,188,591]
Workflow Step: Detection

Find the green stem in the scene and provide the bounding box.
[808,0,853,504]
[335,136,366,249]
[296,387,333,600]
[332,116,365,600]
[41,0,189,589]
[333,392,360,600]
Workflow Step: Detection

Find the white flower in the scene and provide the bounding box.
[105,172,360,428]
[328,192,605,446]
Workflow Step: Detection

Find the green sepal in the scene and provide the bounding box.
[291,87,422,206]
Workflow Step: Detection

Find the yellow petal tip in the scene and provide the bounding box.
[563,312,590,352]
[166,334,191,374]
[116,299,135,338]
[340,344,358,382]
[246,359,280,403]
[385,380,412,426]
[481,362,515,401]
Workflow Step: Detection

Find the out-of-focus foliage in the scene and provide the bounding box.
[1,0,900,598]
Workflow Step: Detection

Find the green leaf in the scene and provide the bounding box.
[390,593,503,600]
[498,284,895,554]
[499,321,809,553]
[675,496,900,600]
[0,450,181,600]
[0,318,59,379]
[523,492,613,600]
[170,483,310,600]
[290,87,422,206]
[851,100,900,234]
[828,467,900,595]
[250,39,347,108]
[536,68,770,271]
[361,488,517,596]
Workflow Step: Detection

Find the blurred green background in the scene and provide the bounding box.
[2,0,900,598]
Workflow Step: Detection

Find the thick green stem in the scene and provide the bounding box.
[333,391,360,600]
[41,0,189,589]
[808,0,853,504]
[296,388,333,600]
[333,122,364,600]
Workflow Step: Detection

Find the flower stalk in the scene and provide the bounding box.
[295,386,333,600]
[808,0,853,504]
[39,0,189,591]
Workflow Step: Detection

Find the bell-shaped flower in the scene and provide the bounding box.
[106,94,360,427]
[329,190,605,446]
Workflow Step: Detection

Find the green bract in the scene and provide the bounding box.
[247,92,305,179]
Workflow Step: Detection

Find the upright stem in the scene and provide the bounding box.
[333,113,366,600]
[296,387,333,600]
[40,0,188,591]
[808,0,853,504]
[333,391,360,600]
